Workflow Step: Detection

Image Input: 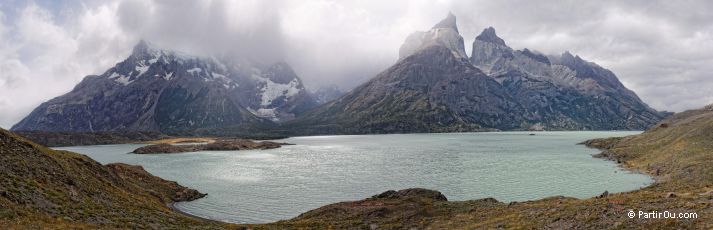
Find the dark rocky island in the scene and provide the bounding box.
[132,139,286,154]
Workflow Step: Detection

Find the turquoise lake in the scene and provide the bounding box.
[57,131,652,224]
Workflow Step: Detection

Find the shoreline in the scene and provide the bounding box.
[582,137,663,184]
[20,130,643,147]
[162,134,660,225]
[167,202,228,225]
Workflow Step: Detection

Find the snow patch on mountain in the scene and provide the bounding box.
[258,78,300,106]
[107,72,133,86]
[212,72,228,80]
[248,107,278,121]
[114,75,133,86]
[163,72,173,81]
[187,68,202,74]
[135,63,150,77]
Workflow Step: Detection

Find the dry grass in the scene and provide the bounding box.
[141,137,217,145]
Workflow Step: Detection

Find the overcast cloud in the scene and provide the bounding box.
[1,0,712,128]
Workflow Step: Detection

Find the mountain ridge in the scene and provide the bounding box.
[287,13,666,134]
[11,41,317,133]
[13,14,666,135]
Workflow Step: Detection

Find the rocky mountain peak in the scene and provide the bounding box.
[131,40,153,56]
[560,51,577,61]
[470,27,514,74]
[432,12,459,33]
[398,12,467,59]
[475,27,506,46]
[520,48,550,64]
[554,51,590,68]
[128,40,165,62]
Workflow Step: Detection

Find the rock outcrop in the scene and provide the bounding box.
[132,139,284,154]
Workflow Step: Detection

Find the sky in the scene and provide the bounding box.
[1,0,712,128]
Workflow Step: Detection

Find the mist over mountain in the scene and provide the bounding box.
[310,85,346,105]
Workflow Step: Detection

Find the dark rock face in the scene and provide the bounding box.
[290,45,523,134]
[12,41,316,133]
[475,27,506,46]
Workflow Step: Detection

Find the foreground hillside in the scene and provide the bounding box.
[0,129,226,229]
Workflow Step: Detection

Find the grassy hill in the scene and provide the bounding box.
[0,128,227,229]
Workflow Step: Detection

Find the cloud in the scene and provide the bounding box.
[0,2,132,128]
[1,0,712,128]
[115,0,287,61]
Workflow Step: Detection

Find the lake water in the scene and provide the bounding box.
[56,131,652,224]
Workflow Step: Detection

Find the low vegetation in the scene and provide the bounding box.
[0,129,227,229]
[141,137,217,145]
[132,139,285,154]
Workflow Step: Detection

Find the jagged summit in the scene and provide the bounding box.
[475,27,506,46]
[133,39,149,52]
[398,12,467,59]
[129,39,161,59]
[562,51,575,59]
[432,12,459,33]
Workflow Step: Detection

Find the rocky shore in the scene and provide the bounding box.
[132,139,285,154]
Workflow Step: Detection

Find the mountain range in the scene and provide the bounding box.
[12,13,667,135]
[287,13,666,134]
[12,41,316,133]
